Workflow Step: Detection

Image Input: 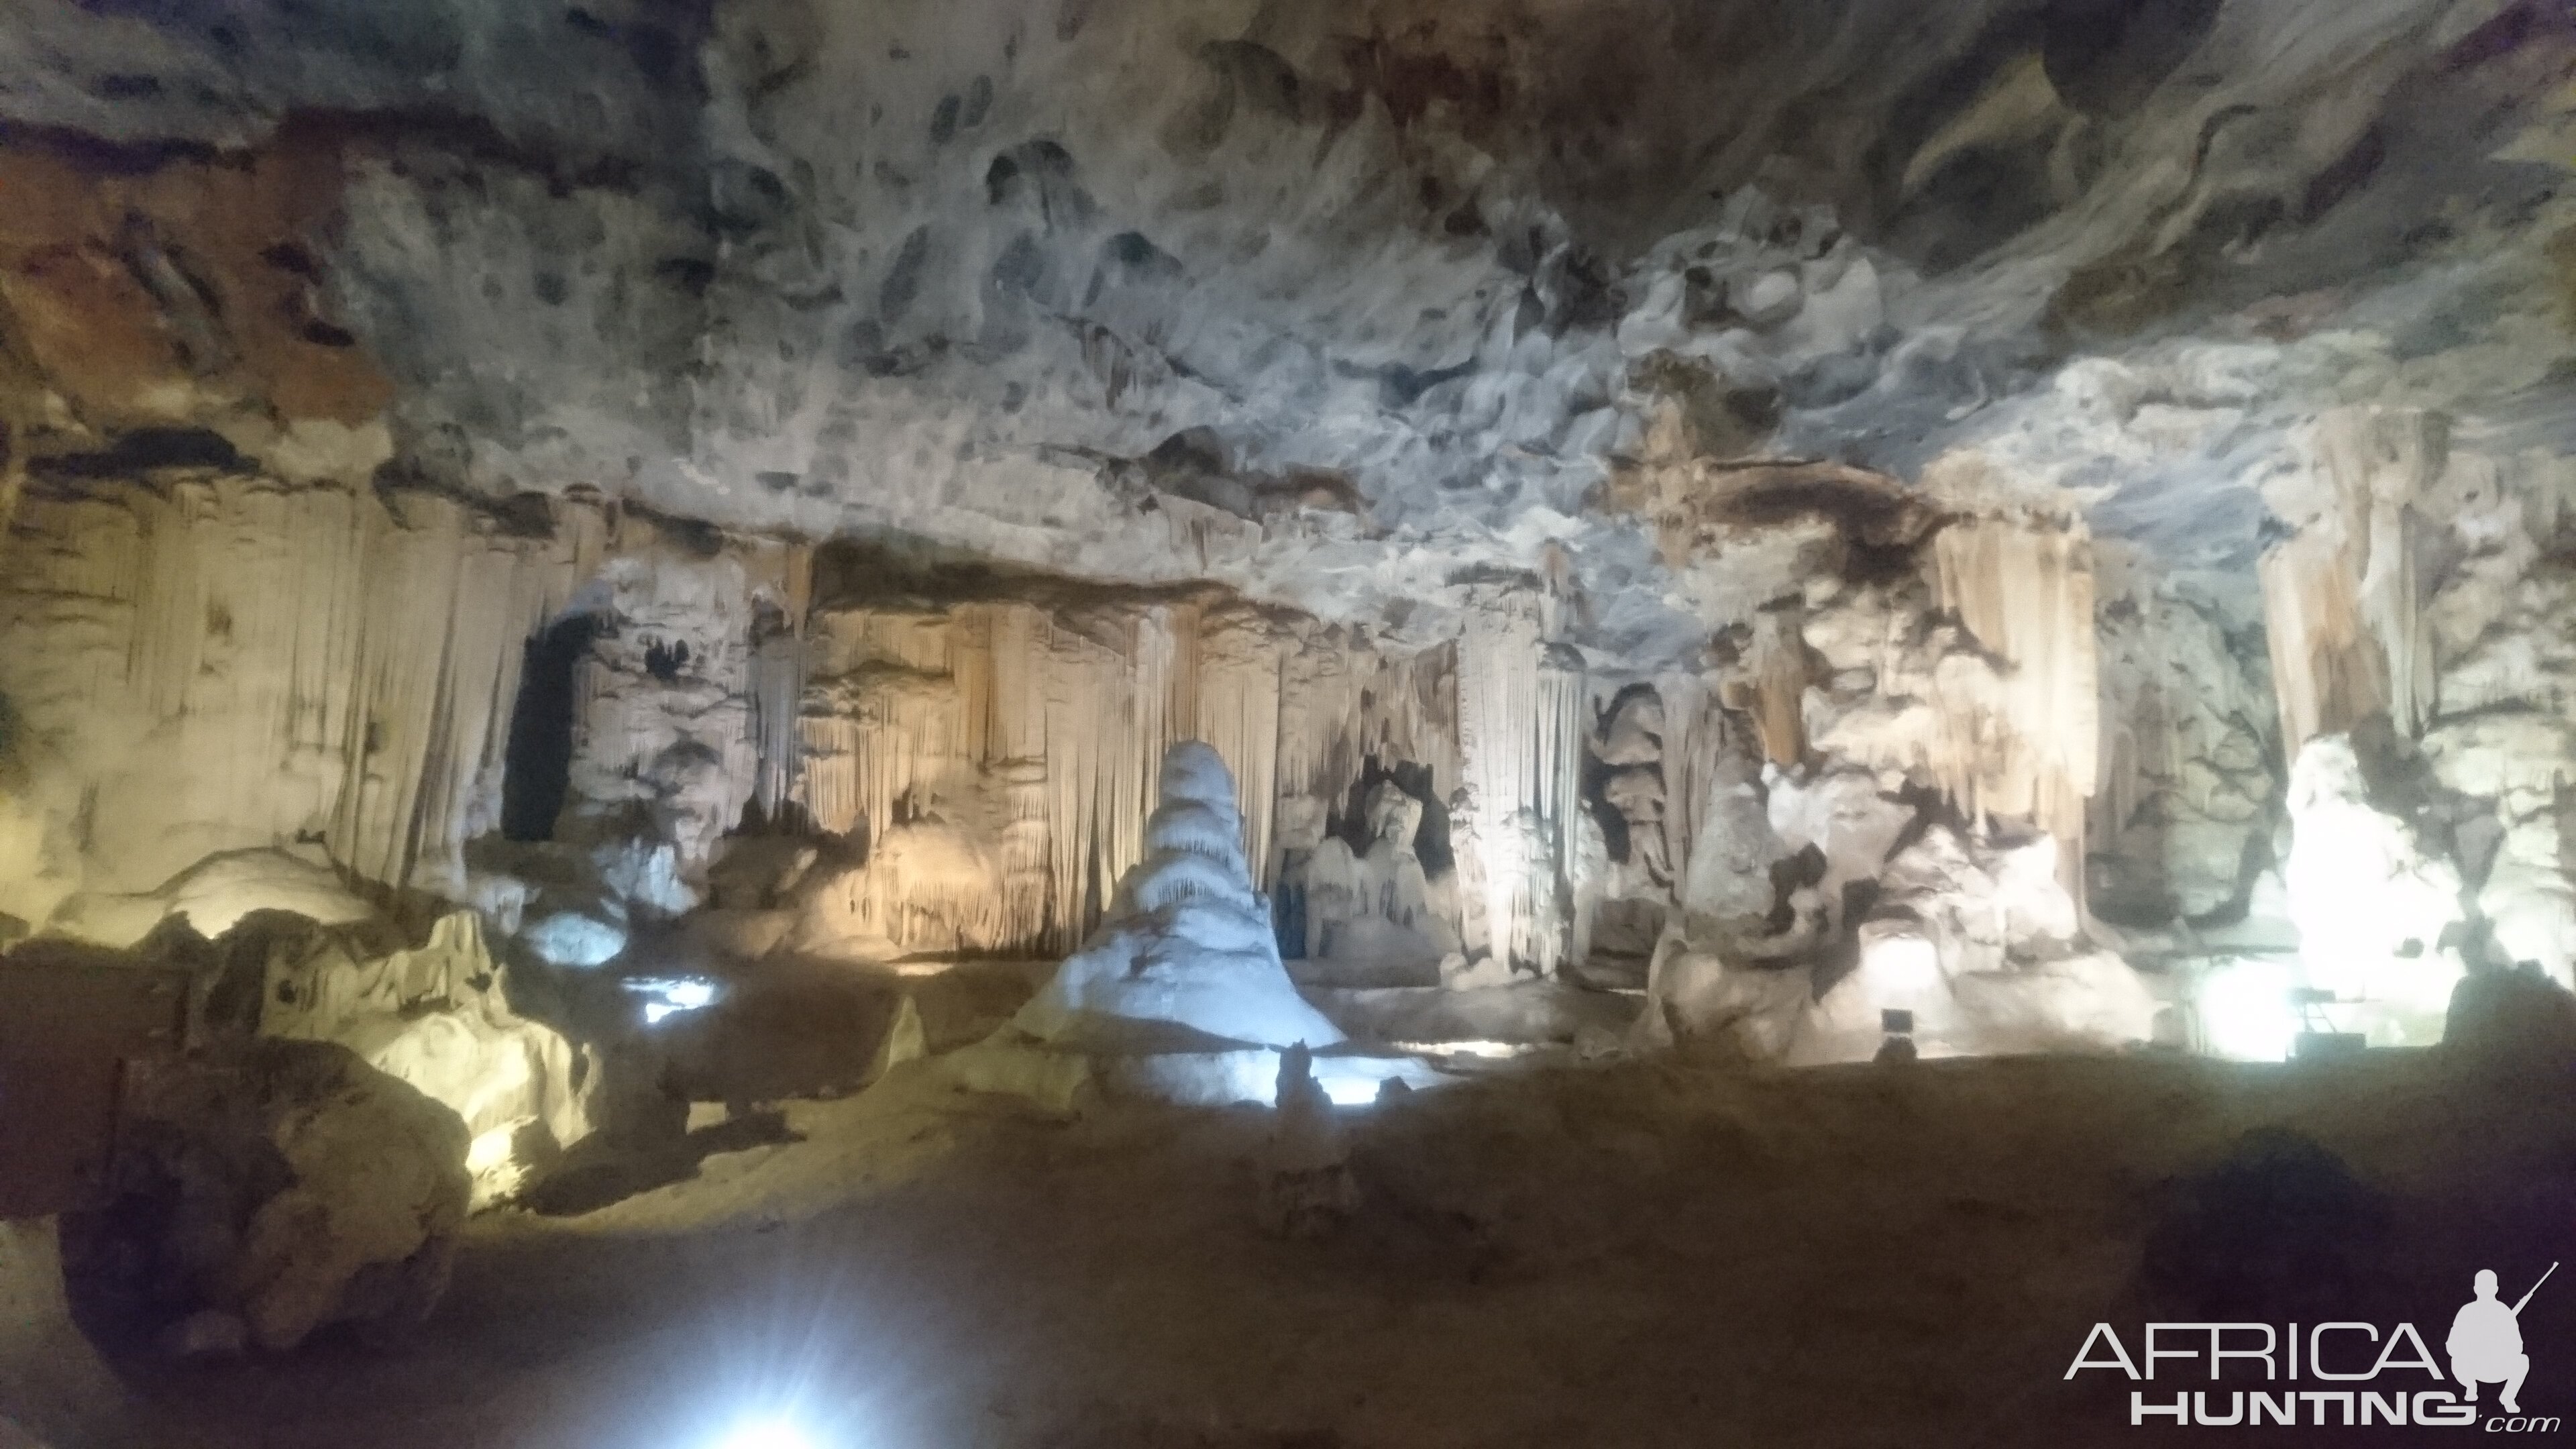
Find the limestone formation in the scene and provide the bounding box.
[1297,781,1454,987]
[255,912,595,1208]
[20,9,2576,1442]
[1792,825,2159,1063]
[2088,552,2282,928]
[957,742,1372,1107]
[1014,743,1344,1051]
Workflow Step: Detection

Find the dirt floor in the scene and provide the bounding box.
[93,1046,2576,1448]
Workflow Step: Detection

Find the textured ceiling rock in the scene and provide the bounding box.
[4,0,2574,659]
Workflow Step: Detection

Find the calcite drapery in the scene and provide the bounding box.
[2259,407,2443,755]
[0,474,804,923]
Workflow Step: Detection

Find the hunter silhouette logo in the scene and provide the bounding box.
[2067,1261,2563,1429]
[2451,1263,2553,1415]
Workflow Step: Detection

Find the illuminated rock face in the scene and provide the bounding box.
[2245,406,2576,1048]
[1793,826,2159,1063]
[2282,735,2465,1045]
[256,912,596,1209]
[1298,781,1455,986]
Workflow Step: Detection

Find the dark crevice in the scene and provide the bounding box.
[500,614,602,842]
[27,429,248,480]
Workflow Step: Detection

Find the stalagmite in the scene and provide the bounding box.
[1295,780,1453,983]
[955,742,1427,1107]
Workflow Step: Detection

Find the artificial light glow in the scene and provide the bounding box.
[625,976,720,1026]
[2194,956,2300,1063]
[1389,1038,1530,1060]
[713,1417,818,1449]
[1316,1071,1385,1106]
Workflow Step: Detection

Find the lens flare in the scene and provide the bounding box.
[714,1417,818,1449]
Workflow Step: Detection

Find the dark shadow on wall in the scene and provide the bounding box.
[500,614,602,842]
[1327,755,1453,875]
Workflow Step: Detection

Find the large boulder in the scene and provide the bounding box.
[2443,965,2576,1069]
[64,1039,470,1354]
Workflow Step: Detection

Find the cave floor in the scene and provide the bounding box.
[115,1049,2576,1448]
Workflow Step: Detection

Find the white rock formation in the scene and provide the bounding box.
[954,741,1434,1108]
[259,912,596,1208]
[42,848,372,951]
[1297,781,1454,985]
[1791,825,2159,1063]
[1013,742,1344,1053]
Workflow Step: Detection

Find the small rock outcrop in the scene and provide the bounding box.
[1255,1044,1358,1240]
[2444,965,2576,1069]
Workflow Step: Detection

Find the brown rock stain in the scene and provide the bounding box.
[0,123,392,433]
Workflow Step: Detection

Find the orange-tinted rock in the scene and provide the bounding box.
[0,128,392,432]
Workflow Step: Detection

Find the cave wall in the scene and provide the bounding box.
[0,472,800,933]
[2252,403,2576,1040]
[11,0,2576,1068]
[0,439,2127,1006]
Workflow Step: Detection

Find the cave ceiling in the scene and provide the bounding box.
[3,0,2573,665]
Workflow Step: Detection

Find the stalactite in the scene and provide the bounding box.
[2259,407,2440,753]
[745,542,812,824]
[0,475,614,899]
[2259,533,2382,755]
[1930,517,2100,890]
[1455,596,1578,973]
[1654,672,1732,892]
[1277,629,1369,812]
[749,620,803,822]
[1746,607,1811,767]
[1364,643,1463,802]
[1195,604,1284,880]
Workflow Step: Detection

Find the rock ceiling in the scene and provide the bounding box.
[4,0,2574,664]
